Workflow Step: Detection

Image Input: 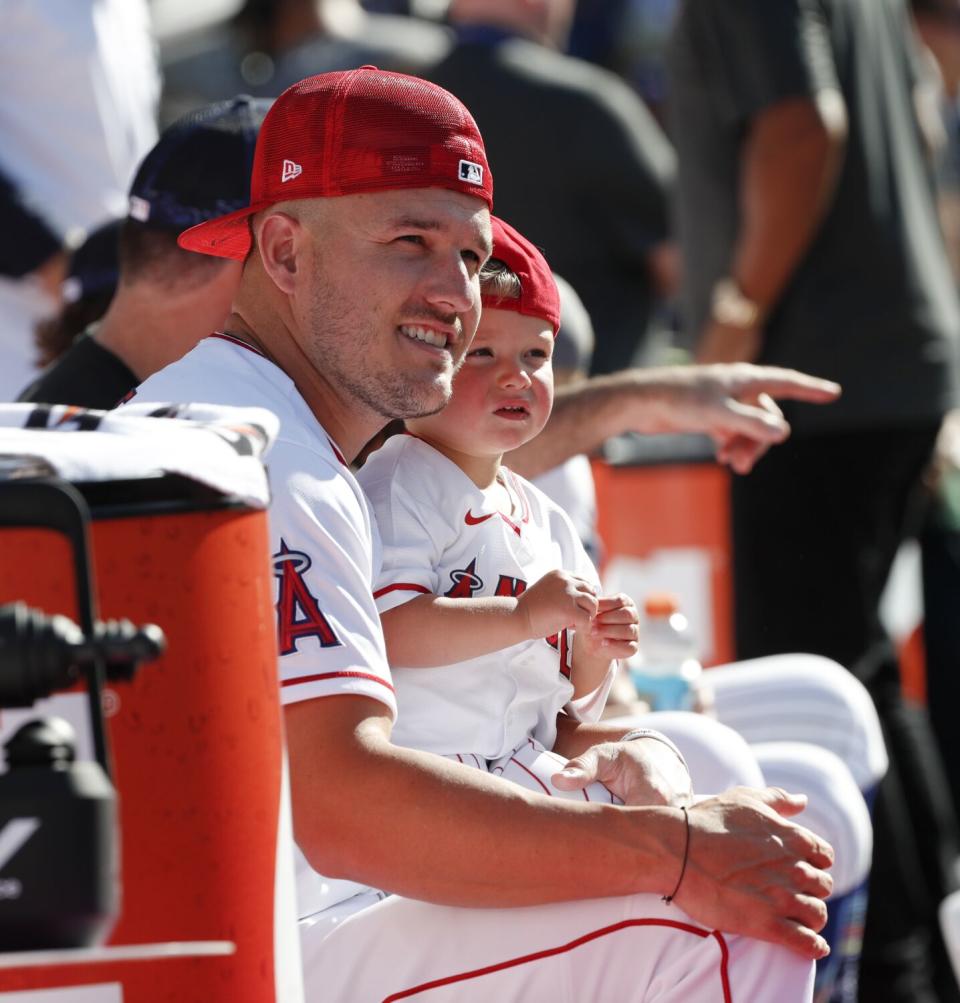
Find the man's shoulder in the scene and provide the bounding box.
[137,336,292,418]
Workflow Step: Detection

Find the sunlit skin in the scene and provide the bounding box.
[229,188,492,461]
[406,307,555,493]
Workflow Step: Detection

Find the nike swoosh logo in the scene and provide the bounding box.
[464,510,495,526]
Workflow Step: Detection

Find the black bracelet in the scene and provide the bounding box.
[662,804,690,905]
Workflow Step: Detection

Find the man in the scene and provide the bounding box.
[18,97,271,409]
[428,0,678,374]
[667,2,960,999]
[132,67,835,1000]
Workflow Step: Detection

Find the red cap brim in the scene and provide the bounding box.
[177,201,274,260]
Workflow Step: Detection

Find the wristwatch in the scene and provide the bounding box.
[710,278,763,329]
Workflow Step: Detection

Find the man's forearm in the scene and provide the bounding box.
[732,92,847,312]
[506,369,676,478]
[287,699,683,907]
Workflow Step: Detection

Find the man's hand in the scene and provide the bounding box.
[644,363,841,474]
[508,361,841,479]
[551,735,693,807]
[515,569,598,638]
[676,787,835,959]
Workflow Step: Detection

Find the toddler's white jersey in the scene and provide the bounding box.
[131,333,395,918]
[358,433,610,761]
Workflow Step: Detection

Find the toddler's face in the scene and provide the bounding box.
[407,308,554,459]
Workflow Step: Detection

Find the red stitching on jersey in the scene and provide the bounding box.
[509,756,551,795]
[503,467,531,525]
[373,582,431,599]
[382,920,731,1002]
[280,671,395,693]
[326,436,348,466]
[497,511,522,537]
[210,331,265,356]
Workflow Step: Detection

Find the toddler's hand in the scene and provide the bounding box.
[516,569,598,639]
[582,593,640,661]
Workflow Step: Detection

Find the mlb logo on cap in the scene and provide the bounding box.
[459,160,484,186]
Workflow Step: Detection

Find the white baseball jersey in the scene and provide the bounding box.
[358,433,613,762]
[131,333,395,918]
[125,335,823,1003]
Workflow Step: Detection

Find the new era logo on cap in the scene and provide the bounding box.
[458,160,484,186]
[281,159,303,183]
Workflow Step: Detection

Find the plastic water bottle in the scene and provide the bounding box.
[627,593,702,711]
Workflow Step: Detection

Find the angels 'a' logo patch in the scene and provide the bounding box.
[445,557,483,598]
[495,575,527,597]
[273,539,341,655]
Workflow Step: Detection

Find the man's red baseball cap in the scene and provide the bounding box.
[178,67,493,261]
[482,217,561,335]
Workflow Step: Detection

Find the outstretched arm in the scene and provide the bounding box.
[505,363,841,478]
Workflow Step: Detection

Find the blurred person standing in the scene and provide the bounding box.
[31,218,123,371]
[667,1,960,1000]
[160,0,452,124]
[910,0,960,831]
[429,0,678,375]
[0,0,159,400]
[19,97,270,410]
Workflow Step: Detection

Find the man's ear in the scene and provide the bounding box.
[256,211,302,294]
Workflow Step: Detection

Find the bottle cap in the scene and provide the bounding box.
[644,593,680,617]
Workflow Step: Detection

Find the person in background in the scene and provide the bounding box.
[31,219,122,371]
[530,274,601,561]
[429,0,679,375]
[667,1,960,998]
[160,0,452,124]
[0,0,159,400]
[19,97,271,410]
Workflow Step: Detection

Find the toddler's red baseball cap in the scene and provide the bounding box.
[178,67,492,260]
[482,217,561,334]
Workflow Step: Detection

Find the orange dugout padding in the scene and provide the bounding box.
[0,489,294,1001]
[592,453,926,699]
[592,457,734,667]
